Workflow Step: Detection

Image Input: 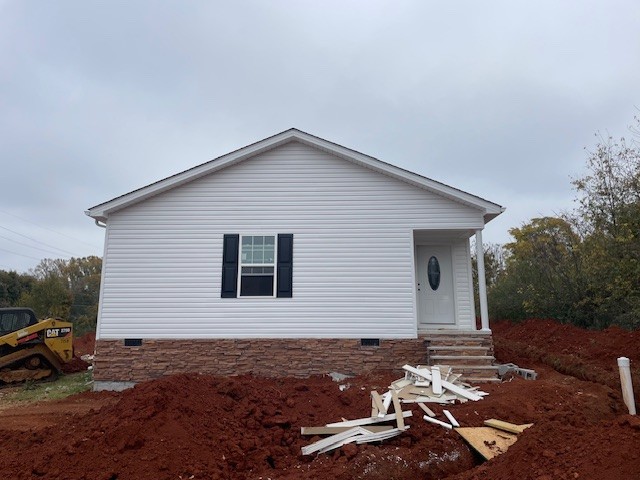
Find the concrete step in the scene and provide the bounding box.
[429,355,495,365]
[423,331,497,383]
[427,339,493,348]
[428,346,493,356]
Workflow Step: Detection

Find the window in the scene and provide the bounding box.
[240,235,275,296]
[221,233,293,298]
[427,256,441,290]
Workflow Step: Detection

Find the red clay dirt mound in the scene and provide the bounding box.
[60,356,91,374]
[73,331,96,357]
[0,366,635,480]
[0,320,639,479]
[492,319,640,401]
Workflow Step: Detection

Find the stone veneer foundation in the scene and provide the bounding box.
[93,338,429,388]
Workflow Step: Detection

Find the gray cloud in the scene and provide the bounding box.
[1,0,639,271]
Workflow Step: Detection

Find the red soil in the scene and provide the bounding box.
[61,356,91,374]
[59,331,95,373]
[0,320,638,479]
[491,319,640,402]
[73,331,96,356]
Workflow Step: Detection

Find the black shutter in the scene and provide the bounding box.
[276,234,293,298]
[221,234,239,298]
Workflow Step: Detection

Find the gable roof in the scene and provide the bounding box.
[86,128,504,223]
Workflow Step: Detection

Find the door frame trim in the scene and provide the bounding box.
[415,243,457,330]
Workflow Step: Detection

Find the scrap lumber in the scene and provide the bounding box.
[381,391,392,413]
[403,364,433,381]
[301,425,394,435]
[355,427,405,444]
[317,427,408,453]
[417,402,436,417]
[391,390,405,430]
[325,411,412,427]
[483,419,533,434]
[302,427,370,455]
[371,391,386,417]
[455,427,518,460]
[431,366,443,395]
[442,409,460,427]
[422,415,453,430]
[391,378,412,390]
[401,395,457,404]
[440,379,482,401]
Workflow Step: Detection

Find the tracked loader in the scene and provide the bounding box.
[0,307,73,384]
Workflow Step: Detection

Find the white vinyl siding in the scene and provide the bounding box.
[96,141,484,339]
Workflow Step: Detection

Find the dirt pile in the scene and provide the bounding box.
[73,331,96,357]
[0,367,635,479]
[61,356,91,374]
[492,319,640,400]
[0,320,639,479]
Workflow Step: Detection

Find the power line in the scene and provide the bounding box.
[0,225,77,257]
[0,234,72,258]
[0,209,101,249]
[0,247,41,261]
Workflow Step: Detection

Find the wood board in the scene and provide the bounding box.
[455,427,518,460]
[484,419,533,434]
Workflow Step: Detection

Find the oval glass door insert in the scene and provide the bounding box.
[427,256,441,290]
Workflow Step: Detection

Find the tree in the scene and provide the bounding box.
[471,242,506,317]
[0,270,35,307]
[14,256,102,335]
[571,123,640,328]
[488,217,587,323]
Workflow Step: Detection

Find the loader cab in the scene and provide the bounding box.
[0,308,38,337]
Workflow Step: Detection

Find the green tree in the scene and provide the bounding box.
[15,256,102,335]
[471,242,506,318]
[63,256,102,335]
[488,217,586,323]
[18,275,72,319]
[0,270,35,307]
[572,125,640,328]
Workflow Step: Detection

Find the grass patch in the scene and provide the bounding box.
[5,371,93,403]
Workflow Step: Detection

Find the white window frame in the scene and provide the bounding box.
[237,234,278,298]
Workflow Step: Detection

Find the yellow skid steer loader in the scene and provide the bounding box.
[0,308,73,384]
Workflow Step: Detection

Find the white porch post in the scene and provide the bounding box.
[475,229,490,331]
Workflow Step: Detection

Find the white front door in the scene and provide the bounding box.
[417,245,455,326]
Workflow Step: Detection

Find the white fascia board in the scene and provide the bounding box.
[85,128,504,222]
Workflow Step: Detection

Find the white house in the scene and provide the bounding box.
[86,129,504,390]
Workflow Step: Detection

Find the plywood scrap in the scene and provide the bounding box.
[442,409,460,427]
[417,402,436,417]
[391,378,412,390]
[391,390,405,429]
[455,427,518,460]
[483,419,533,434]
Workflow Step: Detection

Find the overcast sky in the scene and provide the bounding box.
[1,1,639,273]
